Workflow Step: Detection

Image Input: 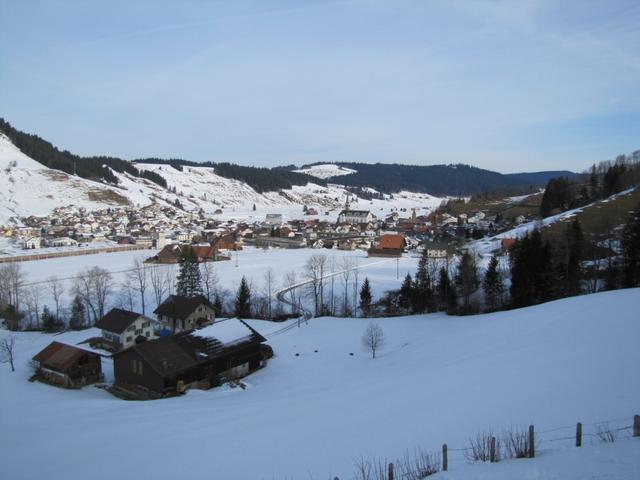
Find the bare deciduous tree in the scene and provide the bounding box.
[47,276,65,320]
[74,267,113,324]
[283,270,299,315]
[200,261,218,302]
[149,263,172,309]
[361,322,385,359]
[117,277,136,311]
[264,268,274,320]
[0,336,16,372]
[0,263,25,311]
[23,286,42,329]
[128,259,148,314]
[304,254,328,316]
[341,257,354,316]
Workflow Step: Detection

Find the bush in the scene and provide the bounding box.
[502,427,533,459]
[465,431,499,463]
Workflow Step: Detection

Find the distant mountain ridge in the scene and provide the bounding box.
[293,162,581,196]
[1,118,579,197]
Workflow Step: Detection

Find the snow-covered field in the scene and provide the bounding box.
[1,289,638,479]
[17,247,420,316]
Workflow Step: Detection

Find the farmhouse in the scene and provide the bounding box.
[368,234,407,257]
[154,295,216,333]
[32,342,103,388]
[94,308,158,351]
[112,318,272,398]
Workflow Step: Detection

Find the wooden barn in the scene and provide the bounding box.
[112,318,272,399]
[32,342,103,389]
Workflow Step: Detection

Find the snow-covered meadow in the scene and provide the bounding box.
[16,247,421,318]
[1,289,638,479]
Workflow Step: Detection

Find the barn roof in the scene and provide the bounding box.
[33,341,100,371]
[154,295,213,321]
[95,308,143,334]
[117,319,265,376]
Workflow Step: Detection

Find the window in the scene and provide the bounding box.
[132,360,137,374]
[135,329,143,335]
[126,336,133,343]
[145,332,150,337]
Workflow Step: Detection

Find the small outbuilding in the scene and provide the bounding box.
[32,341,103,388]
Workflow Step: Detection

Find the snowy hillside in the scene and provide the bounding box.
[0,134,443,224]
[0,133,151,224]
[293,163,357,179]
[1,289,638,479]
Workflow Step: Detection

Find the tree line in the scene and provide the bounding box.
[540,155,640,218]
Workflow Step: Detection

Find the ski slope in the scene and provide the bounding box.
[1,289,638,479]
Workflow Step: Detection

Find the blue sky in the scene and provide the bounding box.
[1,0,639,172]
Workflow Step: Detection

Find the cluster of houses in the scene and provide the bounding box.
[1,193,527,261]
[30,294,273,399]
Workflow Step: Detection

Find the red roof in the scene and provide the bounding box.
[377,234,407,250]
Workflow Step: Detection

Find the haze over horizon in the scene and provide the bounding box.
[1,0,639,173]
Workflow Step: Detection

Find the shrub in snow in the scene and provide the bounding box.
[502,427,534,459]
[465,431,499,463]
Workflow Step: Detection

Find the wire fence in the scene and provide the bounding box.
[327,413,640,480]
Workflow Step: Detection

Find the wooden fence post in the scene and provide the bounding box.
[576,422,582,447]
[528,425,535,458]
[442,444,448,472]
[490,436,497,463]
[388,462,394,480]
[634,415,640,437]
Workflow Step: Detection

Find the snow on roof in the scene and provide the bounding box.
[191,318,256,346]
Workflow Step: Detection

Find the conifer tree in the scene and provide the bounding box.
[176,247,203,297]
[359,277,372,317]
[621,202,640,287]
[436,266,457,314]
[213,292,223,317]
[483,255,504,312]
[235,276,252,319]
[398,274,414,314]
[565,219,584,296]
[69,294,86,330]
[456,251,479,312]
[414,249,434,312]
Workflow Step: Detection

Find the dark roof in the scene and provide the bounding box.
[153,295,213,321]
[33,341,100,371]
[115,319,265,376]
[95,308,144,334]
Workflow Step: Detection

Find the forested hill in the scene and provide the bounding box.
[297,162,580,196]
[0,119,323,194]
[1,117,580,197]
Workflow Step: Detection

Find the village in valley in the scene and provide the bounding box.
[2,1,640,478]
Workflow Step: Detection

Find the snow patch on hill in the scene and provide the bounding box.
[294,163,357,179]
